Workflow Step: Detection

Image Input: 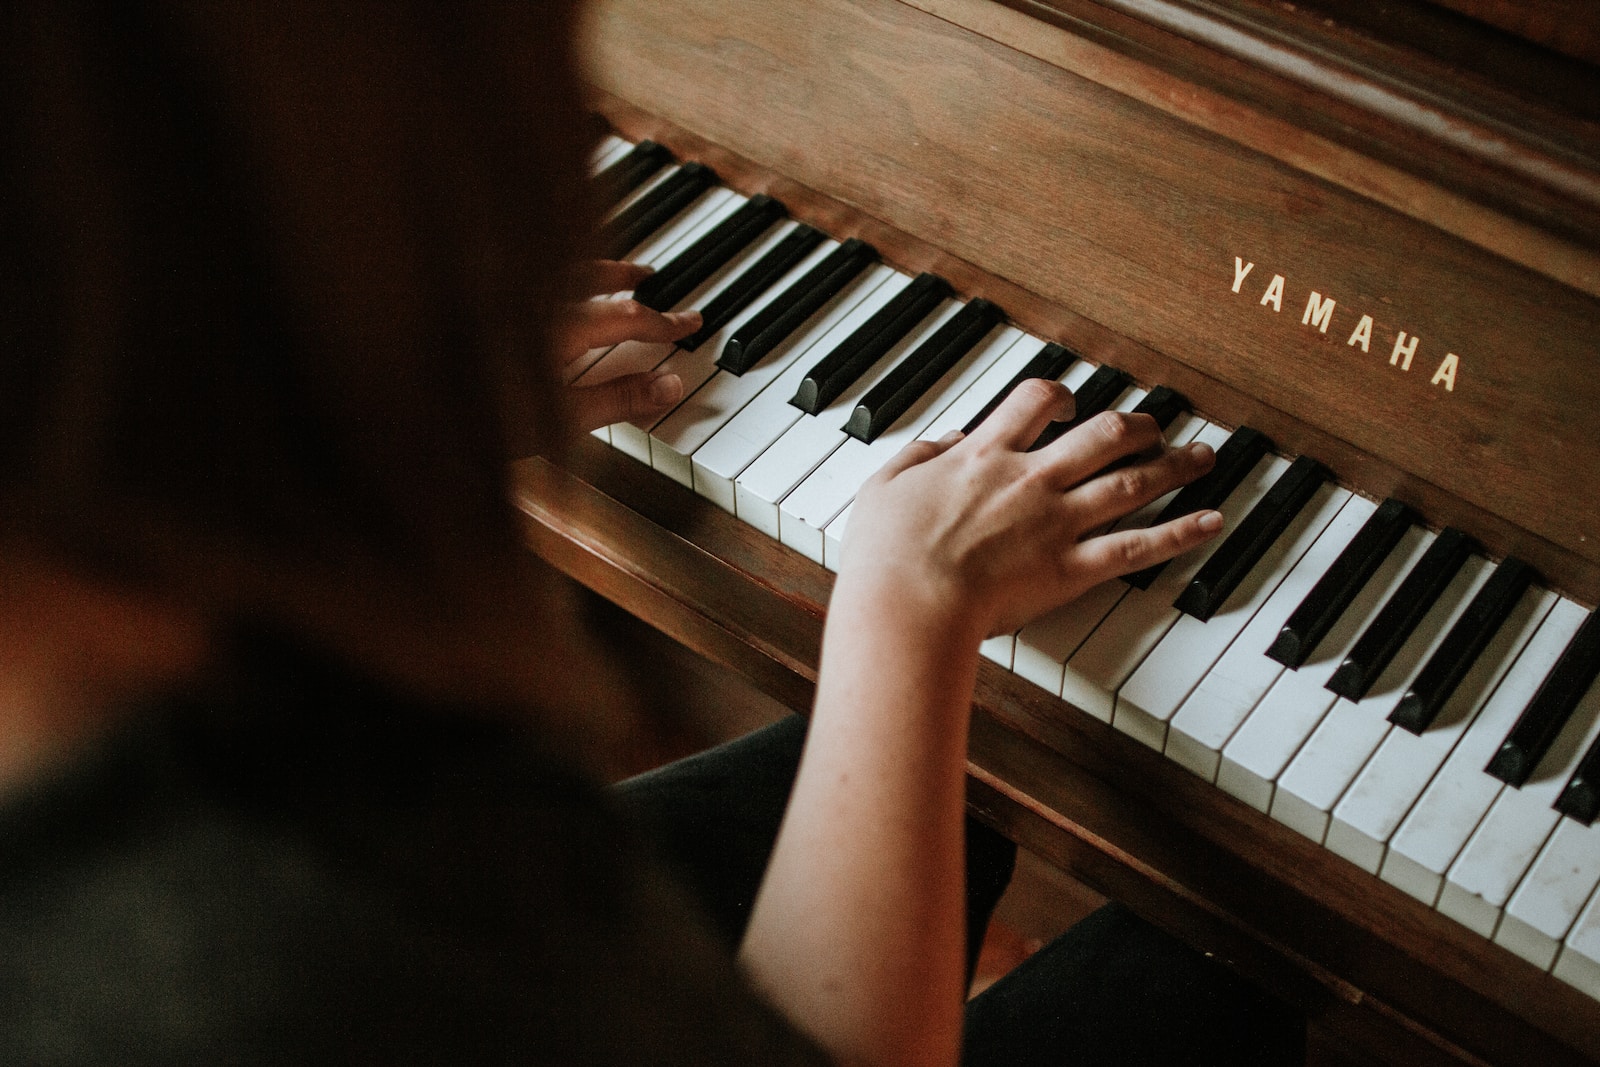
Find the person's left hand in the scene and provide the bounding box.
[557,261,700,432]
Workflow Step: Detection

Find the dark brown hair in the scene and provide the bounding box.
[0,0,621,713]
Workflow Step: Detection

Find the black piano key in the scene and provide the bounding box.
[633,194,786,312]
[678,224,826,351]
[1388,558,1536,734]
[844,298,1004,443]
[1556,732,1600,825]
[1267,498,1414,669]
[718,238,877,375]
[1487,608,1600,787]
[1324,526,1474,702]
[1173,455,1327,623]
[959,342,1077,435]
[789,272,950,415]
[594,139,673,210]
[1124,426,1272,590]
[1029,364,1131,451]
[599,162,716,260]
[1130,384,1188,430]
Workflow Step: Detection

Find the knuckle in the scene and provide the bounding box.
[1014,377,1065,408]
[1091,410,1135,445]
[1162,520,1192,555]
[1110,467,1147,500]
[1117,533,1149,570]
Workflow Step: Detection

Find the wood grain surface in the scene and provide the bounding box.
[582,0,1600,595]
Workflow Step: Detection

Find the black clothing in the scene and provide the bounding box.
[0,632,827,1065]
[622,716,1306,1067]
[0,629,1302,1065]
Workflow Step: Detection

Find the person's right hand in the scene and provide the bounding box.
[837,377,1222,646]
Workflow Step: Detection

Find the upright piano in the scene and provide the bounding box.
[513,1,1600,1062]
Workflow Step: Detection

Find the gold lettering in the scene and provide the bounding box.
[1347,315,1373,352]
[1232,257,1255,293]
[1432,353,1459,392]
[1390,331,1419,371]
[1302,291,1336,334]
[1260,274,1285,312]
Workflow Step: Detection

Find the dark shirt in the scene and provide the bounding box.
[0,630,829,1065]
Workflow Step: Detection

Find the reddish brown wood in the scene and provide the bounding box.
[1423,0,1600,65]
[591,94,1600,609]
[512,438,1600,1066]
[998,0,1600,246]
[583,0,1600,605]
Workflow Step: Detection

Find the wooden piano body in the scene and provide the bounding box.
[515,1,1600,1062]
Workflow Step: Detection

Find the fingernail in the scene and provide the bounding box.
[669,310,702,328]
[939,430,965,445]
[649,373,683,405]
[1197,510,1224,533]
[1188,441,1215,461]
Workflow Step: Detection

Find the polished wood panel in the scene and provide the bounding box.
[583,0,1600,602]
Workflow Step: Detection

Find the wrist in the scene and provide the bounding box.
[828,564,989,660]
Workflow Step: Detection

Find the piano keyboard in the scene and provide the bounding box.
[578,135,1600,1001]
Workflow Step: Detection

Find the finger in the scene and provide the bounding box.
[578,259,653,295]
[868,431,963,483]
[1032,410,1166,489]
[560,300,701,362]
[1060,438,1215,530]
[569,371,684,432]
[1070,508,1224,582]
[963,377,1073,452]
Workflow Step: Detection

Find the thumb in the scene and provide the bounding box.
[570,371,683,432]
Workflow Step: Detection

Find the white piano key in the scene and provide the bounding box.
[981,633,1015,668]
[1113,472,1344,751]
[1271,551,1494,844]
[1497,818,1600,969]
[1217,524,1433,812]
[590,135,634,173]
[823,502,851,572]
[690,266,907,511]
[1326,583,1551,875]
[1555,883,1600,998]
[1009,411,1209,700]
[1440,676,1600,937]
[648,237,845,487]
[735,285,950,540]
[608,218,800,462]
[1166,494,1374,781]
[1061,426,1271,723]
[1381,593,1578,905]
[775,305,1010,562]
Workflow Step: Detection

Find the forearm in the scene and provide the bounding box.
[735,387,1220,1065]
[739,576,981,1067]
